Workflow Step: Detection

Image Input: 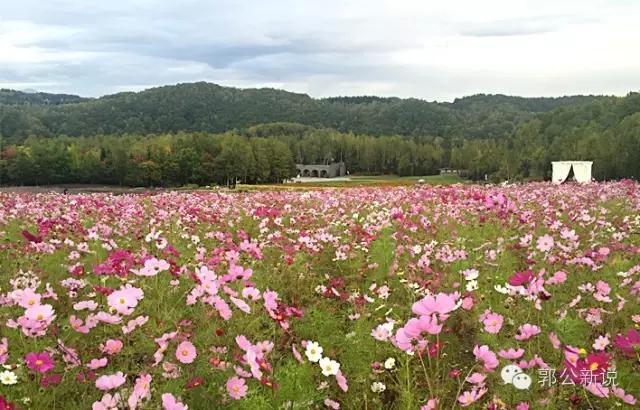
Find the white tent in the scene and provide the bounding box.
[551,161,593,184]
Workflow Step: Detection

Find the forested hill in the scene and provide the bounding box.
[0,89,87,106]
[0,82,605,142]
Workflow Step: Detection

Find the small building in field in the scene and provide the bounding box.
[551,161,593,184]
[439,168,459,175]
[295,162,346,178]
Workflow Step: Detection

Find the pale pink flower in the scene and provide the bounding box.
[498,348,525,360]
[16,288,42,308]
[102,339,124,355]
[226,376,248,400]
[87,357,108,369]
[92,393,121,410]
[161,393,188,410]
[412,293,457,319]
[548,332,561,349]
[420,399,439,410]
[593,335,609,351]
[482,312,504,334]
[336,370,348,392]
[515,324,541,341]
[107,285,144,315]
[176,341,197,364]
[536,235,554,252]
[95,371,126,391]
[458,388,487,407]
[0,338,8,364]
[473,345,499,372]
[324,398,340,409]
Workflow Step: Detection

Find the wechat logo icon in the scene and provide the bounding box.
[501,364,532,390]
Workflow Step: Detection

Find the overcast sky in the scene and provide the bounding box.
[1,0,639,101]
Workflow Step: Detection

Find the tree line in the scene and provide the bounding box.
[0,84,638,186]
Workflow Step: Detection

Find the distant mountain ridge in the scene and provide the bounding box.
[0,81,617,142]
[0,89,87,106]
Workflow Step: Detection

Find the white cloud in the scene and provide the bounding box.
[0,0,639,100]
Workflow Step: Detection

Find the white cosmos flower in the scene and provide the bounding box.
[384,358,396,370]
[371,381,386,393]
[319,357,340,377]
[466,280,478,292]
[305,341,323,363]
[494,284,509,294]
[0,370,17,385]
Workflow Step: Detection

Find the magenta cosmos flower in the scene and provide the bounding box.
[176,341,197,364]
[25,351,55,373]
[226,376,248,400]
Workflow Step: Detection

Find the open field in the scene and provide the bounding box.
[0,181,639,409]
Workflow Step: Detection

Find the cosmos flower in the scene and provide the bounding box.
[176,341,197,364]
[319,357,340,377]
[161,393,188,410]
[95,372,126,391]
[305,341,323,363]
[0,370,18,385]
[370,381,386,393]
[226,376,248,400]
[25,351,55,373]
[515,324,541,341]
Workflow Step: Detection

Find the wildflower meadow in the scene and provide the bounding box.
[0,181,639,409]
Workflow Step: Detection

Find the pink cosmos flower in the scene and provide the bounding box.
[16,288,42,308]
[25,351,55,373]
[87,357,108,370]
[515,324,541,341]
[161,393,188,410]
[136,257,170,276]
[324,398,340,409]
[548,332,562,349]
[336,370,348,392]
[412,293,457,319]
[536,234,554,252]
[24,303,55,322]
[593,335,609,351]
[92,393,121,410]
[482,312,504,334]
[176,341,197,364]
[465,372,486,385]
[0,338,8,365]
[420,399,438,410]
[546,271,567,285]
[498,348,525,360]
[473,345,499,372]
[458,388,487,407]
[107,285,143,315]
[102,339,124,355]
[226,376,248,400]
[95,371,126,391]
[612,386,637,405]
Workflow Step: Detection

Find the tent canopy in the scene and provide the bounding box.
[551,161,593,184]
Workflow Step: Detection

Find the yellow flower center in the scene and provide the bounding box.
[36,314,44,320]
[119,298,126,304]
[35,359,43,366]
[590,362,599,371]
[182,350,189,356]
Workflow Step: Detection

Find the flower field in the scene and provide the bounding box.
[0,182,639,409]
